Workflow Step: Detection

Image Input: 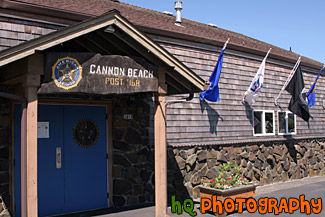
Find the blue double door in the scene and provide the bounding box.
[14,104,108,217]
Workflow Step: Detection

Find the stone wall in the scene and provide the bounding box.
[169,140,325,200]
[112,94,155,207]
[0,98,11,210]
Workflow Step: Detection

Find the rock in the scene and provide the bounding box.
[113,195,126,207]
[273,145,282,156]
[197,150,208,161]
[190,172,201,185]
[127,152,139,164]
[274,154,281,162]
[254,159,262,168]
[294,145,301,153]
[127,196,138,206]
[266,155,275,167]
[246,170,254,181]
[199,164,208,177]
[206,166,219,179]
[186,147,196,157]
[281,171,289,182]
[253,168,262,180]
[217,151,227,163]
[276,164,283,174]
[113,140,130,151]
[179,150,188,159]
[233,147,243,154]
[305,149,314,158]
[265,167,272,184]
[283,145,289,155]
[125,128,142,144]
[226,152,236,161]
[309,156,317,165]
[114,179,133,194]
[207,159,217,168]
[274,176,280,183]
[246,145,259,152]
[282,158,290,171]
[315,143,321,151]
[223,146,233,153]
[247,161,253,171]
[208,149,217,159]
[114,153,131,167]
[294,167,302,179]
[320,168,325,176]
[240,151,249,159]
[248,152,256,161]
[297,153,302,160]
[114,128,126,141]
[240,159,247,168]
[184,172,192,183]
[186,154,197,167]
[184,182,193,198]
[186,165,192,172]
[173,149,179,156]
[175,156,186,170]
[257,150,266,161]
[193,186,200,199]
[242,168,248,178]
[112,166,123,178]
[193,162,205,174]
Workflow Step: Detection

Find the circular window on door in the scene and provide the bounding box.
[73,118,99,148]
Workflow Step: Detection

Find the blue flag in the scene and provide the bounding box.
[200,48,225,102]
[306,65,324,108]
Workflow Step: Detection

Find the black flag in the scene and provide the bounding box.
[285,63,310,122]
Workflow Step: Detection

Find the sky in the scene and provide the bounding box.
[121,0,325,64]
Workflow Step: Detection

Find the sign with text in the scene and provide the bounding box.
[38,53,158,94]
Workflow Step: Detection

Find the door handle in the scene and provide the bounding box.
[56,147,61,169]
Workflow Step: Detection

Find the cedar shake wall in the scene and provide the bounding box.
[157,40,325,145]
[0,18,59,51]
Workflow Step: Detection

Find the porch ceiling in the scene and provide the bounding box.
[0,10,204,95]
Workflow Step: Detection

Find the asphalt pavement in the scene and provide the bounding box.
[60,176,325,217]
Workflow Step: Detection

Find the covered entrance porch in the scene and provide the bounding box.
[0,10,204,217]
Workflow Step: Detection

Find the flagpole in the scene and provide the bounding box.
[222,38,230,50]
[274,56,301,106]
[203,38,230,90]
[265,48,272,59]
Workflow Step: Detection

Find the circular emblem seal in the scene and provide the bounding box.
[73,118,99,148]
[52,57,82,90]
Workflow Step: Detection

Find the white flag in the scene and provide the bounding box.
[243,57,266,106]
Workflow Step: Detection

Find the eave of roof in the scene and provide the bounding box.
[0,9,205,92]
[2,0,323,70]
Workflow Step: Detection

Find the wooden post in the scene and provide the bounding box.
[155,67,167,217]
[24,86,38,217]
[22,66,41,217]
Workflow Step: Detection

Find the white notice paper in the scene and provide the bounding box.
[37,122,49,138]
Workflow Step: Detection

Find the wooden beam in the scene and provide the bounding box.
[0,54,43,84]
[112,28,165,67]
[155,67,167,217]
[83,34,113,55]
[74,37,106,54]
[96,31,135,56]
